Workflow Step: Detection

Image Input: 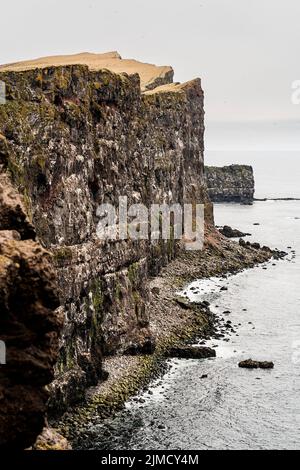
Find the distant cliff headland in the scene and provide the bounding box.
[205,165,255,204]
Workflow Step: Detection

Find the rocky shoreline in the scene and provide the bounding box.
[52,226,283,447]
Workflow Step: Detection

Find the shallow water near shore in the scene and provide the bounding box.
[76,200,300,450]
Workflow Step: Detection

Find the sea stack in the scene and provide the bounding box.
[205,165,255,204]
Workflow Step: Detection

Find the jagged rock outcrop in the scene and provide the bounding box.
[0,170,62,449]
[219,225,251,238]
[205,165,255,204]
[0,54,212,414]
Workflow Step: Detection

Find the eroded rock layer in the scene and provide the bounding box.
[0,59,211,414]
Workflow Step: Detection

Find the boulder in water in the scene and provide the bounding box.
[238,359,274,369]
[167,346,216,359]
[219,225,251,238]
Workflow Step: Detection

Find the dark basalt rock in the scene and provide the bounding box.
[273,250,288,260]
[219,225,251,238]
[123,338,156,356]
[239,238,246,247]
[251,242,261,250]
[238,359,274,369]
[259,361,275,369]
[167,346,216,359]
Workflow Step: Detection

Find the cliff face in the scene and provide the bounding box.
[205,165,254,204]
[0,55,211,415]
[0,170,62,449]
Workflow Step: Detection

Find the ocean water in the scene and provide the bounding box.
[76,151,300,450]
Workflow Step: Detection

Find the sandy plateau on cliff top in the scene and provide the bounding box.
[0,51,173,91]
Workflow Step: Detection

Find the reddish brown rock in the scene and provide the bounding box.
[0,172,35,240]
[0,171,62,449]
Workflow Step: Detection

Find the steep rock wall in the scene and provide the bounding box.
[0,63,211,413]
[0,169,62,449]
[205,165,254,204]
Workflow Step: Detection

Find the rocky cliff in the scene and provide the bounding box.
[205,165,254,204]
[0,53,212,419]
[0,170,62,449]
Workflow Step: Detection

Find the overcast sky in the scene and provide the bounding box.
[1,0,300,127]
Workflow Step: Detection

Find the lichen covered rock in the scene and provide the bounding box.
[238,359,274,369]
[32,427,71,450]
